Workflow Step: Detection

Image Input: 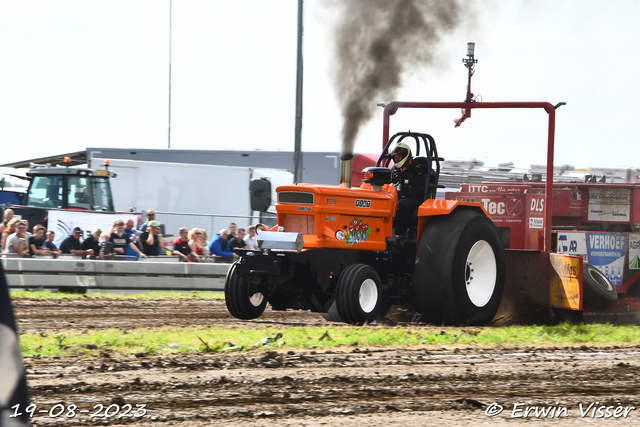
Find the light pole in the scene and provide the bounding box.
[168,0,173,149]
[293,0,304,183]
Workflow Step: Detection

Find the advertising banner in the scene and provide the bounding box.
[47,211,138,246]
[557,231,628,287]
[556,232,587,261]
[586,232,627,286]
[629,234,640,270]
[588,187,631,222]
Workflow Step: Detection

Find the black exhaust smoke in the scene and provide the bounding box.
[329,0,468,155]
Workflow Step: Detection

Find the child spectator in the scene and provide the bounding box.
[43,231,62,257]
[99,232,114,258]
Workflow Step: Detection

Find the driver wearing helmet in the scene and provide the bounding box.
[389,142,428,236]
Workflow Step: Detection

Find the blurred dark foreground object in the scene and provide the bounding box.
[0,262,29,426]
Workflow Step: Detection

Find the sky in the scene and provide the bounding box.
[1,0,639,171]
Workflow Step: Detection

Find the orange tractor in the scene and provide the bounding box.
[225,130,506,325]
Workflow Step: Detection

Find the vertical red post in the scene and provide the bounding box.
[544,106,556,253]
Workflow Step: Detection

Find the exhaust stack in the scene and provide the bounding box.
[340,153,353,188]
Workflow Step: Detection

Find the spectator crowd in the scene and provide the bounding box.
[1,208,261,263]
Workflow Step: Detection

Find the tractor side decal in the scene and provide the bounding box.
[346,218,371,245]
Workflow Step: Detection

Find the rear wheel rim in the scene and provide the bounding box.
[359,278,378,313]
[464,240,497,307]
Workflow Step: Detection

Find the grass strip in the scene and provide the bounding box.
[19,323,640,358]
[10,290,224,299]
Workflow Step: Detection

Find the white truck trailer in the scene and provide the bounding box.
[89,158,293,237]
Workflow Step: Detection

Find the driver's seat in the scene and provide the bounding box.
[411,156,441,202]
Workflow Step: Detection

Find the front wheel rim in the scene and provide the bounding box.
[359,278,378,313]
[464,240,497,307]
[249,291,264,307]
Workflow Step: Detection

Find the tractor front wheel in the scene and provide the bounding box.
[225,262,267,320]
[414,209,505,325]
[336,264,384,325]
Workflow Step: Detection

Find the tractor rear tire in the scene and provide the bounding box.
[583,263,618,310]
[336,264,383,325]
[225,262,267,320]
[414,209,505,325]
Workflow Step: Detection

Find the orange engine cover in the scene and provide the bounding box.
[276,183,398,251]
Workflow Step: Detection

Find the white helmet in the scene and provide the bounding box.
[390,142,411,169]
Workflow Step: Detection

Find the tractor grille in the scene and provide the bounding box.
[278,191,314,205]
[284,214,315,235]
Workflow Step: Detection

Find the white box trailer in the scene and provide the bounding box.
[90,158,293,236]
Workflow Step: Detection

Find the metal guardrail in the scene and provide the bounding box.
[1,257,231,292]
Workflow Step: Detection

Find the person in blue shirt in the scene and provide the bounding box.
[207,229,238,262]
[43,231,62,256]
[123,219,140,259]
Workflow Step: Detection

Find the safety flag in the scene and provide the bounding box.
[0,262,29,427]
